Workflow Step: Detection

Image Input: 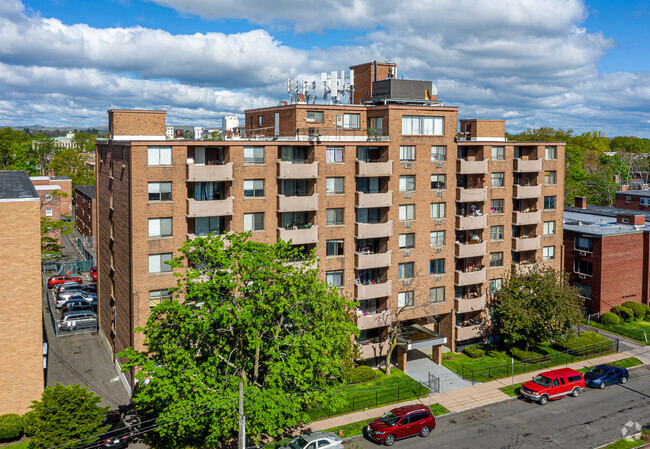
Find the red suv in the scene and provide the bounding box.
[47,275,82,288]
[366,405,435,446]
[520,368,585,405]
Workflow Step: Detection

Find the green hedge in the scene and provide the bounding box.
[0,414,23,441]
[343,366,378,384]
[611,305,634,322]
[509,347,543,361]
[22,411,36,438]
[556,331,612,354]
[463,346,485,358]
[622,302,648,320]
[601,312,620,326]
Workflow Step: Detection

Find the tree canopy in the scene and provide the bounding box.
[120,232,358,447]
[50,148,95,187]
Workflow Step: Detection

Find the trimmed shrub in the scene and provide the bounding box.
[611,305,634,322]
[463,346,485,358]
[0,414,23,441]
[509,348,543,361]
[601,312,620,326]
[22,411,36,438]
[622,301,647,320]
[343,365,378,384]
[556,331,612,354]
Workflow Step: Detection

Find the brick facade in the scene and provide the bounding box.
[108,110,166,139]
[74,186,96,246]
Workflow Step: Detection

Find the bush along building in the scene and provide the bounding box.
[95,62,565,391]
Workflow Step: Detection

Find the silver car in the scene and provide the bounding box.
[58,311,97,331]
[56,291,97,309]
[280,432,343,449]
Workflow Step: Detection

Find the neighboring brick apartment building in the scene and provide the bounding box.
[614,190,650,211]
[75,185,97,248]
[0,171,44,414]
[564,196,650,315]
[30,175,73,246]
[96,62,565,390]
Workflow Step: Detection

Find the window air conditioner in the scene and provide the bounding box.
[435,219,443,225]
[403,280,411,286]
[404,222,411,228]
[405,163,412,169]
[435,247,442,253]
[436,191,443,197]
[579,251,586,257]
[436,162,444,168]
[405,192,412,198]
[335,115,343,127]
[579,274,586,279]
[435,275,442,282]
[404,251,411,256]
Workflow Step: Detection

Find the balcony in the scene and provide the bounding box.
[454,295,487,314]
[277,161,318,179]
[357,310,392,330]
[277,194,319,212]
[456,322,492,341]
[277,225,319,245]
[355,250,392,269]
[358,340,389,359]
[454,268,486,286]
[355,221,393,239]
[355,279,393,300]
[187,197,233,217]
[455,214,487,230]
[455,241,487,258]
[356,160,393,177]
[186,162,234,182]
[512,262,536,275]
[512,235,541,252]
[457,159,488,174]
[513,184,542,199]
[513,210,541,225]
[514,158,542,173]
[356,191,393,208]
[457,186,488,202]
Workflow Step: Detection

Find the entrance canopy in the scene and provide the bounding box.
[397,324,447,351]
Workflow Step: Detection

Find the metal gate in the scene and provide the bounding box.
[427,372,440,394]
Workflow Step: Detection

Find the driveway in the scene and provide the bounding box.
[405,350,474,393]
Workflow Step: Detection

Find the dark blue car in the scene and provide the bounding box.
[584,364,629,389]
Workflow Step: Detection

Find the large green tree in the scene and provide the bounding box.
[494,265,582,350]
[0,127,39,174]
[120,232,357,447]
[50,148,95,187]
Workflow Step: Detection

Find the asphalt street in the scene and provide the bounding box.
[349,367,650,449]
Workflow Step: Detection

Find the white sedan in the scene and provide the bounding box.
[281,431,344,449]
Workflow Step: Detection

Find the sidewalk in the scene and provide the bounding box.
[309,344,650,431]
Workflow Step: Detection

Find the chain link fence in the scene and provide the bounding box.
[43,265,97,337]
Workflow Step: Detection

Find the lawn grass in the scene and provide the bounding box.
[499,383,523,397]
[429,403,450,416]
[602,437,645,449]
[610,357,644,369]
[584,320,650,345]
[1,441,29,449]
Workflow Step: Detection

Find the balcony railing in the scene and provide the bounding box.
[454,295,487,314]
[456,322,493,341]
[454,268,487,286]
[357,310,392,330]
[358,340,389,359]
[276,161,318,179]
[277,225,319,245]
[457,186,488,202]
[514,158,543,173]
[512,210,541,225]
[356,191,393,208]
[356,160,393,177]
[276,194,319,212]
[513,184,542,199]
[187,197,233,217]
[186,162,233,182]
[355,221,393,239]
[355,250,392,269]
[455,241,487,258]
[457,159,488,174]
[355,279,393,300]
[512,235,541,252]
[455,214,488,230]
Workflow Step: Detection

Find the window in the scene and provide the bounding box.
[544,196,556,210]
[402,116,444,135]
[574,237,593,252]
[574,259,593,276]
[431,146,446,161]
[491,199,504,214]
[398,233,415,249]
[326,270,343,287]
[574,282,592,299]
[491,146,505,160]
[430,230,445,247]
[45,208,53,217]
[543,246,555,260]
[545,146,557,160]
[430,174,446,190]
[431,203,445,219]
[626,196,632,203]
[491,172,505,187]
[243,146,264,164]
[195,216,222,236]
[430,258,445,275]
[399,204,415,221]
[489,278,502,295]
[343,113,360,129]
[149,253,173,273]
[149,289,171,309]
[399,175,415,191]
[257,115,264,126]
[45,193,52,201]
[326,146,344,163]
[490,252,503,268]
[326,239,344,256]
[148,182,172,201]
[243,213,264,231]
[400,146,415,162]
[148,146,172,166]
[243,179,264,197]
[326,177,345,194]
[148,218,172,238]
[490,225,504,241]
[369,116,383,132]
[356,208,380,223]
[326,208,344,226]
[641,197,650,206]
[398,291,414,308]
[306,111,324,122]
[398,262,414,279]
[543,221,556,235]
[544,171,557,185]
[429,287,445,304]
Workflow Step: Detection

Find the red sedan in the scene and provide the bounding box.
[90,266,98,281]
[47,275,82,289]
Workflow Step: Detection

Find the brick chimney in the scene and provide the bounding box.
[48,169,54,177]
[574,196,587,209]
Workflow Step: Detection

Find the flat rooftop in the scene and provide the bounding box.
[616,190,650,197]
[0,171,39,201]
[75,185,96,199]
[563,208,649,237]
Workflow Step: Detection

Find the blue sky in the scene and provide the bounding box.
[1,0,649,137]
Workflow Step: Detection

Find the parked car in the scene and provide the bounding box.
[100,410,130,448]
[56,291,97,309]
[58,311,97,332]
[61,298,95,314]
[365,405,436,446]
[280,432,342,449]
[584,364,629,389]
[56,282,96,295]
[54,280,85,294]
[47,275,82,288]
[91,265,98,282]
[520,368,585,405]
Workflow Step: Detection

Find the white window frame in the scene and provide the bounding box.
[401,116,444,136]
[326,208,344,226]
[544,171,557,185]
[430,230,445,247]
[326,147,344,163]
[399,145,416,162]
[243,146,265,164]
[149,289,172,309]
[489,278,503,295]
[45,208,53,217]
[543,246,556,261]
[343,113,360,129]
[398,262,414,279]
[399,175,415,192]
[431,174,446,190]
[243,179,264,198]
[148,182,172,202]
[326,270,344,287]
[398,233,415,249]
[429,287,445,304]
[430,203,445,219]
[326,177,345,194]
[399,204,415,221]
[147,146,172,166]
[491,172,505,187]
[306,111,324,123]
[148,217,173,238]
[398,291,414,308]
[490,252,504,267]
[149,253,173,273]
[431,145,446,161]
[491,146,505,160]
[545,146,557,160]
[243,212,265,231]
[490,225,504,241]
[543,221,556,235]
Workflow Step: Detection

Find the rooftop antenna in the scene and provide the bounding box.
[320,69,355,104]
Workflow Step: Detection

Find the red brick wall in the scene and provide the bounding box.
[109,110,166,138]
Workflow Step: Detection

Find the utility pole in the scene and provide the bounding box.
[239,381,246,449]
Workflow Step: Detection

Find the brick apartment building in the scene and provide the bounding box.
[614,190,650,210]
[74,185,97,248]
[96,62,565,389]
[564,196,650,315]
[30,174,73,246]
[0,171,44,414]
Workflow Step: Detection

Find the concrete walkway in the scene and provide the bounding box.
[404,350,473,393]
